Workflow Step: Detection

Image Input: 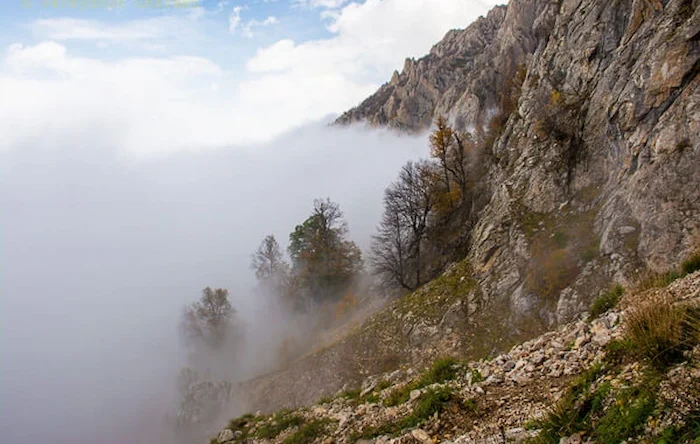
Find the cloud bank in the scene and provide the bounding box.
[0,122,428,444]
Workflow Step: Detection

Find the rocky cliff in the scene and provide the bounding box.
[209,0,700,437]
[340,0,700,324]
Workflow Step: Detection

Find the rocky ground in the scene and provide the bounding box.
[210,272,700,444]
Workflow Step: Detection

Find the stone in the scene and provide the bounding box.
[411,429,432,443]
[574,335,590,349]
[217,429,234,443]
[410,389,422,401]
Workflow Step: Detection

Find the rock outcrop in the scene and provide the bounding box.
[341,0,700,326]
[210,0,700,434]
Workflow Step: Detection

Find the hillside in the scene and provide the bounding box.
[213,270,700,443]
[204,0,700,441]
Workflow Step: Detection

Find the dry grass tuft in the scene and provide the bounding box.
[625,294,699,369]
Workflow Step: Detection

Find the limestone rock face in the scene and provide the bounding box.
[232,0,700,419]
[340,0,700,326]
[336,0,558,132]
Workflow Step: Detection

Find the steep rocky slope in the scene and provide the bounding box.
[213,271,700,443]
[204,0,700,437]
[340,0,700,324]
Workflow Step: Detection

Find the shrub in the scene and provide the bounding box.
[256,413,304,439]
[681,251,700,276]
[468,368,484,384]
[603,338,634,366]
[283,419,333,444]
[423,357,459,385]
[592,386,656,443]
[589,284,624,319]
[529,364,604,443]
[625,295,699,369]
[413,387,455,421]
[384,357,459,406]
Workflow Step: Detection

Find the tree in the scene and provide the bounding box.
[180,287,235,349]
[288,198,363,304]
[251,234,289,282]
[371,160,437,290]
[429,115,456,204]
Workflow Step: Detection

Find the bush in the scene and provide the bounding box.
[384,357,459,406]
[681,252,700,276]
[256,413,304,439]
[635,250,700,291]
[589,284,624,319]
[625,295,699,369]
[413,387,455,421]
[283,419,333,444]
[592,386,656,443]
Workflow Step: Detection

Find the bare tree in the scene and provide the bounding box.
[251,234,289,282]
[371,160,437,290]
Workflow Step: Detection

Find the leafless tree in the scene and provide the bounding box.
[251,234,289,282]
[371,160,437,290]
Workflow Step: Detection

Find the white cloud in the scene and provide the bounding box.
[31,18,163,42]
[229,5,244,32]
[241,16,280,38]
[245,0,498,114]
[3,0,504,157]
[0,40,373,156]
[165,0,203,5]
[294,0,349,9]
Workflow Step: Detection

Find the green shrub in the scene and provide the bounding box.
[603,338,634,366]
[589,284,624,319]
[468,368,484,384]
[256,413,304,439]
[423,357,459,385]
[593,386,656,443]
[384,357,459,406]
[375,379,392,391]
[339,388,361,400]
[352,387,462,440]
[529,363,604,443]
[413,387,455,421]
[283,419,333,444]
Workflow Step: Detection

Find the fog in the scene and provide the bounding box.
[0,121,427,444]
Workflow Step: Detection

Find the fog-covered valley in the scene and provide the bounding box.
[0,122,427,443]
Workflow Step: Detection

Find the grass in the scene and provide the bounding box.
[339,388,361,400]
[528,363,605,443]
[282,419,334,444]
[592,385,656,443]
[589,284,624,319]
[384,357,459,407]
[656,414,700,444]
[603,338,634,366]
[255,412,305,439]
[468,367,484,384]
[413,386,457,420]
[351,387,465,441]
[636,251,700,291]
[625,295,700,369]
[682,252,700,275]
[529,362,662,444]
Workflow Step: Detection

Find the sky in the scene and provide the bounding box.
[0,1,504,443]
[0,0,501,155]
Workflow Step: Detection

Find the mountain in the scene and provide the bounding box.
[209,0,700,441]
